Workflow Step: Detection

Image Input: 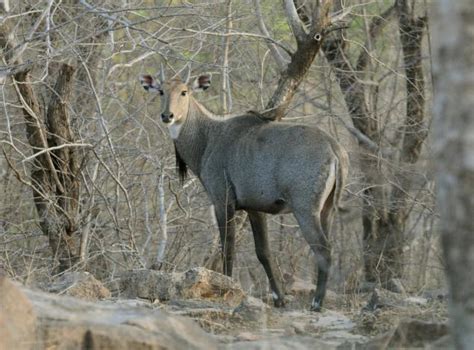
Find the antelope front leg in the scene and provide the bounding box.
[214,205,236,276]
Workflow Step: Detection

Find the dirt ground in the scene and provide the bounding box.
[158,289,449,348]
[5,269,449,349]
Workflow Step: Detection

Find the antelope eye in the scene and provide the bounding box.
[158,90,164,96]
[181,91,187,96]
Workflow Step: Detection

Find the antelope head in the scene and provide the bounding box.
[140,66,211,138]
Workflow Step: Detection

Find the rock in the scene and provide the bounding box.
[309,310,356,338]
[118,267,244,306]
[363,319,449,349]
[390,319,449,347]
[25,286,217,349]
[1,275,217,349]
[227,336,337,350]
[284,275,340,308]
[0,274,38,350]
[310,311,354,330]
[328,332,367,348]
[362,288,406,311]
[422,288,449,302]
[356,279,406,294]
[356,281,376,293]
[288,321,306,335]
[117,268,173,301]
[285,275,315,298]
[168,298,229,310]
[165,299,234,333]
[363,288,435,312]
[179,267,244,305]
[426,334,455,349]
[404,296,428,306]
[297,310,368,346]
[232,296,271,323]
[47,271,111,300]
[236,332,263,341]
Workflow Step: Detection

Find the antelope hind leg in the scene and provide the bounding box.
[248,210,286,307]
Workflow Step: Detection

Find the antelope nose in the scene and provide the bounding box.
[161,113,174,123]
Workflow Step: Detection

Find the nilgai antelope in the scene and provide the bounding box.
[140,67,349,311]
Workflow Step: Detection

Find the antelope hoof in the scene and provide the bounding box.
[272,291,286,307]
[310,299,323,312]
[274,298,286,308]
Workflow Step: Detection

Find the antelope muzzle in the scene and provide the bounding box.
[161,113,174,123]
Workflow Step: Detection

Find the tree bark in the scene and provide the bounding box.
[397,1,427,164]
[432,1,474,348]
[14,65,80,272]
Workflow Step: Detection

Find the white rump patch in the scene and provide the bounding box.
[272,291,279,300]
[319,160,337,213]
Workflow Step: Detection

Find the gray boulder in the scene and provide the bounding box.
[0,274,218,350]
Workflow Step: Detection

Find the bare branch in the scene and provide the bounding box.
[221,0,233,113]
[0,61,34,81]
[107,52,155,78]
[328,2,368,24]
[161,24,293,56]
[322,2,398,139]
[154,172,168,269]
[262,1,333,120]
[355,4,397,72]
[21,143,93,163]
[333,114,393,158]
[9,0,53,63]
[254,0,287,70]
[283,0,307,42]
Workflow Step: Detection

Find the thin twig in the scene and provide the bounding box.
[21,143,93,163]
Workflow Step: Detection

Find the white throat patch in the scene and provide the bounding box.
[168,122,183,140]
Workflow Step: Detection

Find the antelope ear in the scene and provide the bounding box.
[140,74,161,92]
[191,73,211,92]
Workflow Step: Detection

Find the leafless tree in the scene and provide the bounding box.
[1,5,84,271]
[0,1,440,302]
[313,0,429,286]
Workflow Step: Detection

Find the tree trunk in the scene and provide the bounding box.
[1,4,104,272]
[432,1,474,348]
[14,65,80,272]
[322,1,426,285]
